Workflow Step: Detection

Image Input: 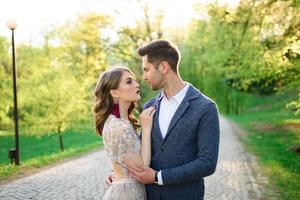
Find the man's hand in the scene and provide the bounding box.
[104,172,115,187]
[128,165,156,184]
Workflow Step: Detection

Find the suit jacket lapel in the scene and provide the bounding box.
[152,93,163,142]
[163,96,190,142]
[163,85,200,142]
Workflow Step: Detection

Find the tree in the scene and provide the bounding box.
[56,13,112,84]
[181,0,300,114]
[21,67,88,151]
[110,1,164,103]
[14,12,113,151]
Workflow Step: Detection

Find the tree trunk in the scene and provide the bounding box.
[58,124,64,152]
[235,93,240,115]
[225,92,230,114]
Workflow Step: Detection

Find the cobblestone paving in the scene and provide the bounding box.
[205,116,262,200]
[0,150,111,200]
[0,116,263,200]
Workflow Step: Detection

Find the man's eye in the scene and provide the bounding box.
[127,80,132,84]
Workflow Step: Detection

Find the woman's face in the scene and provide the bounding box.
[111,70,141,103]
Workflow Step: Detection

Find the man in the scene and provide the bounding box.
[106,39,220,200]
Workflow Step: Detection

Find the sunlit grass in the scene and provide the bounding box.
[0,143,102,179]
[228,93,300,200]
[0,123,103,180]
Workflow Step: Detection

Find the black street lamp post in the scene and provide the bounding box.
[7,19,20,165]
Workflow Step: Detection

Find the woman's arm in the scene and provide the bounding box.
[140,106,156,167]
[141,129,152,166]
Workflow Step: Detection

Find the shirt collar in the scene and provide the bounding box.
[161,82,190,103]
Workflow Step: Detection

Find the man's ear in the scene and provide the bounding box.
[160,61,169,75]
[110,89,119,99]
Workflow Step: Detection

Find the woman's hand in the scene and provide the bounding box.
[140,106,156,167]
[139,106,156,133]
[104,171,114,188]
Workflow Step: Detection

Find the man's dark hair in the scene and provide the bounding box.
[137,39,181,73]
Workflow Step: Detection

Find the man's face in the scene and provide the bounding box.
[141,55,164,91]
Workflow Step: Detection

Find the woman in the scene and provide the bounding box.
[94,67,155,200]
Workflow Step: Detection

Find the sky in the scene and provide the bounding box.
[0,0,240,45]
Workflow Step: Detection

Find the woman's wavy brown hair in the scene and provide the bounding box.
[94,67,140,135]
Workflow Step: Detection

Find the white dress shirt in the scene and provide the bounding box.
[158,83,190,138]
[157,83,190,185]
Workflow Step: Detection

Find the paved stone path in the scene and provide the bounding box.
[0,116,264,200]
[205,117,262,200]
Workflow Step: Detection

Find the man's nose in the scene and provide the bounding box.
[143,73,147,80]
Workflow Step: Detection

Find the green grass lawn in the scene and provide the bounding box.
[0,122,102,180]
[228,93,300,200]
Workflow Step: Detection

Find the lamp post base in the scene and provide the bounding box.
[8,148,17,165]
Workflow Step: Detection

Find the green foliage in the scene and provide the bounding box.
[180,0,300,115]
[20,68,88,135]
[1,13,112,154]
[0,36,13,130]
[287,93,300,115]
[57,13,112,82]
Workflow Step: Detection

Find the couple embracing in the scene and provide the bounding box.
[93,39,220,200]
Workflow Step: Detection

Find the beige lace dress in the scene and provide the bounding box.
[102,114,147,200]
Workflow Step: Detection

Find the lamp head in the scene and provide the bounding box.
[7,19,17,30]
